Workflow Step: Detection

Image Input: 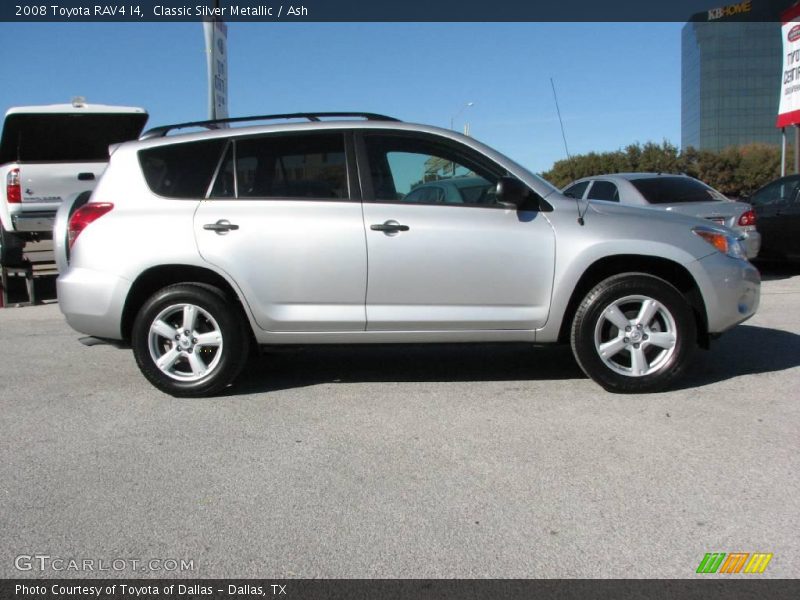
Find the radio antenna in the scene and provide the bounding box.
[550,77,586,226]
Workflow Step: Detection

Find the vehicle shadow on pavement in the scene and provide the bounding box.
[754,261,800,281]
[678,324,800,389]
[232,343,585,394]
[231,325,800,395]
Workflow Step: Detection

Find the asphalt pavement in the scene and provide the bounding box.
[1,265,798,578]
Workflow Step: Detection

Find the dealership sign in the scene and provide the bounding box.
[203,18,228,121]
[777,4,800,127]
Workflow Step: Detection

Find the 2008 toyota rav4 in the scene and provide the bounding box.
[55,113,761,397]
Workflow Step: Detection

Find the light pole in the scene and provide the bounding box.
[450,101,474,131]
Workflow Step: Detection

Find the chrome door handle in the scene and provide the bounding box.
[203,219,239,234]
[370,220,409,233]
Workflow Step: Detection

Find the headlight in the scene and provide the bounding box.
[693,227,746,259]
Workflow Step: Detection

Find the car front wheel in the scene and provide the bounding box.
[570,273,696,393]
[132,284,250,397]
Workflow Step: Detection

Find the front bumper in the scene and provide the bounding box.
[693,253,760,334]
[57,267,131,340]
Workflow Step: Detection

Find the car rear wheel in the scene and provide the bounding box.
[570,273,696,393]
[132,284,250,397]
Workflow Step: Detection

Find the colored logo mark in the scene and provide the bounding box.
[696,552,773,574]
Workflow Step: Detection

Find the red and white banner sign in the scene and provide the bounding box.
[777,3,800,127]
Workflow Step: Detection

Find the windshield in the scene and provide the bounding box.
[631,176,727,204]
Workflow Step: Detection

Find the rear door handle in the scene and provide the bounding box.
[203,219,239,234]
[370,220,409,233]
[77,172,95,181]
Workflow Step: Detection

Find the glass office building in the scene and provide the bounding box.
[681,0,792,151]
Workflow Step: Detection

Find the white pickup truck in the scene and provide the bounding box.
[0,100,147,266]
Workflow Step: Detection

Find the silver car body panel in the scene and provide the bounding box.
[564,173,762,259]
[57,121,760,346]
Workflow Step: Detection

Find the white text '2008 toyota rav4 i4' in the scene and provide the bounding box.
[55,113,760,397]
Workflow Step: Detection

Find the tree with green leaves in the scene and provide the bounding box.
[540,142,788,198]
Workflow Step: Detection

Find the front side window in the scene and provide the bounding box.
[563,181,590,199]
[363,134,501,206]
[587,180,620,202]
[209,133,348,200]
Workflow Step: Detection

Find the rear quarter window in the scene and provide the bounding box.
[139,139,226,199]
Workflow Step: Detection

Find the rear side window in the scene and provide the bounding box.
[587,180,619,202]
[630,177,726,204]
[139,139,226,199]
[211,133,348,200]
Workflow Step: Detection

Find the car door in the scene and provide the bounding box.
[357,131,556,331]
[194,131,367,332]
[750,177,800,257]
[782,193,800,258]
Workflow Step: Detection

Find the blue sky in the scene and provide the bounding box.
[0,22,684,173]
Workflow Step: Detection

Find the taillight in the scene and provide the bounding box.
[68,203,113,249]
[738,209,756,227]
[6,168,21,203]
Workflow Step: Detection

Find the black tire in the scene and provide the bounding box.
[0,224,24,267]
[570,273,696,393]
[131,283,250,397]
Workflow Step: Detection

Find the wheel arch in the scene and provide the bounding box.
[121,264,254,343]
[556,254,709,349]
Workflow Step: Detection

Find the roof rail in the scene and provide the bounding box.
[140,112,401,140]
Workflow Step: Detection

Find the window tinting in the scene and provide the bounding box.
[139,139,226,199]
[234,133,347,199]
[630,177,727,204]
[588,180,619,202]
[563,181,589,199]
[750,178,800,207]
[210,143,234,198]
[1,113,148,164]
[364,134,500,205]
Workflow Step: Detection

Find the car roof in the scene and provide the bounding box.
[568,173,692,185]
[131,119,477,150]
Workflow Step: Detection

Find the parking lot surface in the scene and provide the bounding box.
[1,266,798,578]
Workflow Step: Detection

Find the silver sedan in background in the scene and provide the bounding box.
[563,173,761,259]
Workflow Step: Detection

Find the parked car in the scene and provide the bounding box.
[0,99,148,266]
[744,174,800,261]
[55,113,760,397]
[402,176,496,205]
[562,173,761,259]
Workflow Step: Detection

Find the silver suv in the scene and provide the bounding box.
[55,113,761,397]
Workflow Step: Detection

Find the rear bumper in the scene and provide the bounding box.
[57,267,131,340]
[11,211,56,233]
[694,253,760,334]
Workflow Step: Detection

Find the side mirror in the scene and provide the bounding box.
[495,176,531,208]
